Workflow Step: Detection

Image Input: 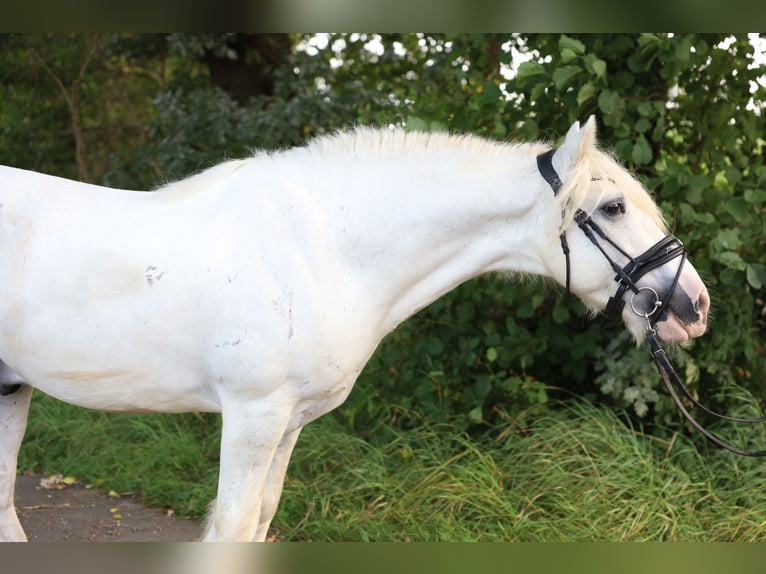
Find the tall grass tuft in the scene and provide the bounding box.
[275,402,766,541]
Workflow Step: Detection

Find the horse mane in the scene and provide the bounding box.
[154,127,667,237]
[301,126,534,159]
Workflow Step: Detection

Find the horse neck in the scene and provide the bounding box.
[301,141,554,333]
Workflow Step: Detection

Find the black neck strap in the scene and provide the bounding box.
[537,148,572,294]
[536,148,562,195]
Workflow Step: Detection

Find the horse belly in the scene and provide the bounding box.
[26,365,221,413]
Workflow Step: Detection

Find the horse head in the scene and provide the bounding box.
[540,117,710,344]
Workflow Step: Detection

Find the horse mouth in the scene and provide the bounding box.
[654,312,707,344]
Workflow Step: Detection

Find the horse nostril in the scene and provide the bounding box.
[696,288,710,321]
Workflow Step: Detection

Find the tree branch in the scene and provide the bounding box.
[32,35,101,182]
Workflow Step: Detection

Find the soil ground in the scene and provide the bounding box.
[14,473,204,542]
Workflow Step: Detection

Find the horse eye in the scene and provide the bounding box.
[602,200,625,217]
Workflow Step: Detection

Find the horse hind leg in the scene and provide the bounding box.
[0,369,32,542]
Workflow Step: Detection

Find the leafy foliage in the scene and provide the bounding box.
[2,33,765,442]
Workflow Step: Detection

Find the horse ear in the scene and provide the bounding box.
[552,116,597,179]
[580,115,597,149]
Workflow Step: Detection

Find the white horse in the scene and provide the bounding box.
[0,117,709,541]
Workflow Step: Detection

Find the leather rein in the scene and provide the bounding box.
[537,148,766,457]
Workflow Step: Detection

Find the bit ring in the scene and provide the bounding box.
[630,286,663,318]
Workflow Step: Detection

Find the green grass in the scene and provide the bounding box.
[18,392,766,541]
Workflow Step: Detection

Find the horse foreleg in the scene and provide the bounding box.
[202,398,293,542]
[0,383,33,541]
[253,426,302,541]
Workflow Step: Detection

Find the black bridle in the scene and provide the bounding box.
[537,147,766,457]
[536,148,688,324]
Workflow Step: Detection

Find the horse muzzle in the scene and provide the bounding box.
[653,280,710,343]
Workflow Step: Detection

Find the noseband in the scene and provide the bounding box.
[537,147,766,457]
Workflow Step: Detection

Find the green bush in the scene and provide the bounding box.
[510,34,766,428]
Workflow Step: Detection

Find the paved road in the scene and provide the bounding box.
[14,474,204,542]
